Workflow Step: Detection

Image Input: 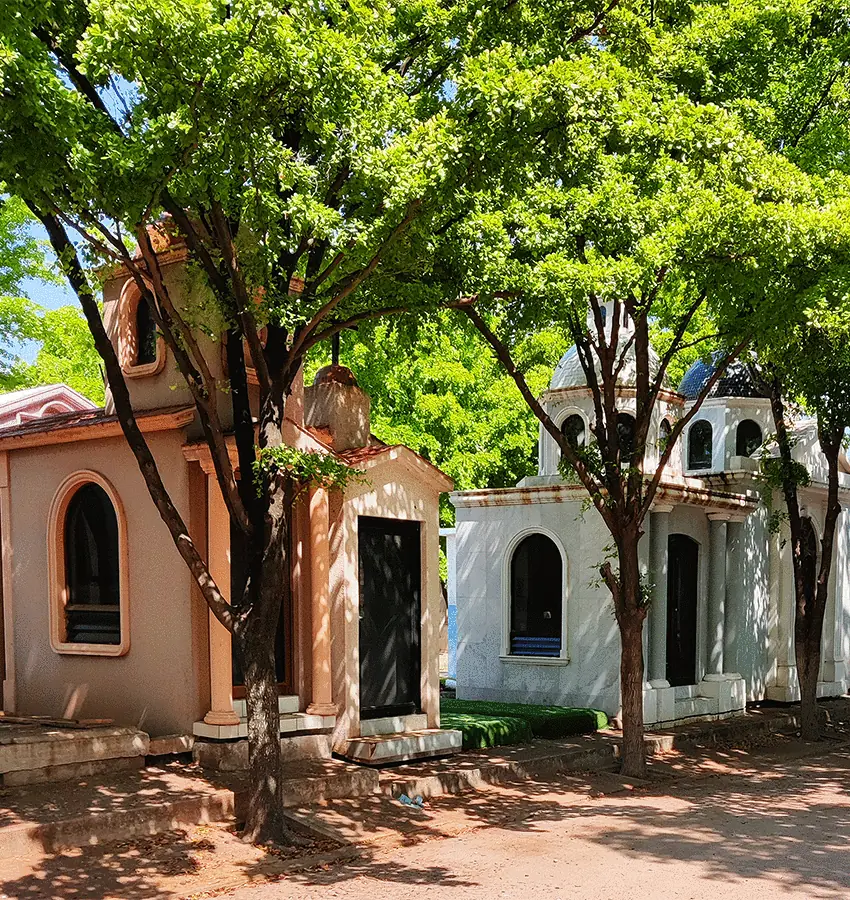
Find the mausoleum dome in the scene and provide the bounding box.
[678,354,768,401]
[549,343,668,391]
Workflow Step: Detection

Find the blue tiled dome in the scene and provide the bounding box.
[678,353,768,400]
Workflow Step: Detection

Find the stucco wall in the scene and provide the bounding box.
[333,454,444,742]
[456,494,778,714]
[7,431,207,735]
[102,267,231,436]
[454,499,625,714]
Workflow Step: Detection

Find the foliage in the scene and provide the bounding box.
[0,194,72,383]
[757,445,812,536]
[253,446,364,496]
[440,710,533,750]
[441,698,608,740]
[0,195,56,300]
[308,312,571,523]
[0,299,104,402]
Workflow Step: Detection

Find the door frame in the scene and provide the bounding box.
[666,532,701,688]
[357,514,423,720]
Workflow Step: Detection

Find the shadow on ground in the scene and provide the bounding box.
[3,744,850,898]
[269,744,850,898]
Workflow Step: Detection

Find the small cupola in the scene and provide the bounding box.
[304,365,371,451]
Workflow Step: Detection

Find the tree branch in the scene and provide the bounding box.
[37,211,234,631]
[461,305,612,529]
[289,199,422,359]
[639,335,751,519]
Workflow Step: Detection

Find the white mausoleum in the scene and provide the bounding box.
[451,304,850,724]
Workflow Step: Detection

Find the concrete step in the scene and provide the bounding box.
[232,695,299,718]
[192,710,335,741]
[674,684,700,701]
[194,731,333,770]
[279,759,379,806]
[674,696,715,720]
[339,729,462,766]
[360,713,429,737]
[0,758,378,861]
[0,724,149,786]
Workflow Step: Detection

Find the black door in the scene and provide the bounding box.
[359,516,422,719]
[666,534,699,687]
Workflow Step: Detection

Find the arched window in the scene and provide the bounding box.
[659,418,672,452]
[736,419,763,457]
[65,484,121,645]
[510,534,563,657]
[560,414,585,451]
[135,296,158,366]
[688,420,713,470]
[118,280,165,377]
[800,516,818,607]
[49,472,128,655]
[617,412,636,462]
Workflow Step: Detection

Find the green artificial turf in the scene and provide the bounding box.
[440,698,608,748]
[440,712,533,750]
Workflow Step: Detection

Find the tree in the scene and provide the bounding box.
[0,195,69,377]
[0,299,104,402]
[310,314,570,524]
[662,0,850,741]
[0,0,614,840]
[753,302,850,740]
[439,41,846,775]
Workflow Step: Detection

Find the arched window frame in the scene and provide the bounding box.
[735,419,763,458]
[687,419,714,471]
[501,528,569,665]
[118,279,166,378]
[658,417,673,450]
[48,470,130,656]
[558,410,588,451]
[543,407,588,476]
[617,411,636,463]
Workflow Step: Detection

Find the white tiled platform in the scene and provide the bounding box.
[339,728,462,766]
[192,696,335,740]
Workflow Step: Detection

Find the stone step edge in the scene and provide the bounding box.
[380,710,807,800]
[0,788,237,859]
[0,767,380,859]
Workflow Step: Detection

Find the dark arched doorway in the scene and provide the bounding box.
[666,534,699,687]
[510,533,563,657]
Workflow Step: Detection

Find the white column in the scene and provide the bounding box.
[707,514,728,676]
[821,509,845,689]
[306,486,336,716]
[724,520,744,674]
[203,475,239,727]
[649,507,672,684]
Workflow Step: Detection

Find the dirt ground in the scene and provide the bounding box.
[2,734,849,899]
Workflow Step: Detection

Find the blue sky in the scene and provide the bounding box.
[23,221,77,311]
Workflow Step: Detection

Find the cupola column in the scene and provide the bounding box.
[707,514,729,675]
[724,519,745,673]
[649,505,673,684]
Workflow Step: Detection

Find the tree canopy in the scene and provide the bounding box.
[310,314,570,523]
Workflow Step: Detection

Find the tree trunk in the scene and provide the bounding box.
[619,611,647,777]
[238,476,294,844]
[609,529,648,778]
[795,627,821,741]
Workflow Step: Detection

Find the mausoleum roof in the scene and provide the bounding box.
[678,354,769,401]
[549,343,668,391]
